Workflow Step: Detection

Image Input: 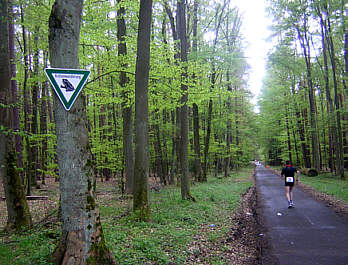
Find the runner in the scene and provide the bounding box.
[280,160,300,208]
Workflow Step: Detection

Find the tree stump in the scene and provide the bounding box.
[301,168,319,177]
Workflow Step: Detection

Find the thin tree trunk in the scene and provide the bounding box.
[326,9,344,178]
[293,81,311,168]
[117,0,134,194]
[191,0,202,182]
[31,26,40,186]
[21,4,32,195]
[285,102,292,162]
[296,22,320,170]
[40,81,48,185]
[318,7,336,172]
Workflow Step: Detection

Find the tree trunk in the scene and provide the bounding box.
[31,26,40,186]
[9,0,24,181]
[296,22,320,171]
[293,81,311,168]
[40,81,49,185]
[48,1,115,264]
[191,0,202,182]
[326,10,344,178]
[177,0,194,201]
[203,98,213,181]
[20,4,32,196]
[0,0,32,232]
[285,102,292,162]
[117,0,134,194]
[133,0,153,221]
[343,2,348,169]
[317,8,337,172]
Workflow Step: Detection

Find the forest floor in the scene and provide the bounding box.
[0,170,262,264]
[1,167,347,264]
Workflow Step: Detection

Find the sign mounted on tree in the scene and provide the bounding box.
[44,68,90,111]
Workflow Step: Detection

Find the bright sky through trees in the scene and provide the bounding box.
[234,0,273,109]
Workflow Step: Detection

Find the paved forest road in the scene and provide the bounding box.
[255,164,348,265]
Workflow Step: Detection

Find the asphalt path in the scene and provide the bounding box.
[255,164,348,265]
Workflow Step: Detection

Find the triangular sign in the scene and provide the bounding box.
[44,68,90,111]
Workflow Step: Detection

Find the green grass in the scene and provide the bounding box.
[0,167,253,265]
[299,173,348,203]
[0,227,59,265]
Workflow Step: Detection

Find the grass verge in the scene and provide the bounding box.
[299,173,348,203]
[0,167,253,265]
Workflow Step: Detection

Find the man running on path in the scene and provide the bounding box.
[281,161,299,208]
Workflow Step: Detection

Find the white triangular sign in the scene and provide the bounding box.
[44,68,90,111]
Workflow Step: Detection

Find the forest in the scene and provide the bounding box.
[0,0,347,264]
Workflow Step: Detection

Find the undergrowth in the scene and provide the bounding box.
[0,167,253,265]
[299,173,348,203]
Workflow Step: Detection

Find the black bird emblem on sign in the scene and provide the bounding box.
[61,79,75,92]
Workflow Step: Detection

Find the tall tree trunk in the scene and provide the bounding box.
[48,1,115,263]
[325,9,344,178]
[21,4,32,196]
[203,1,228,179]
[31,26,40,186]
[169,110,176,184]
[203,97,213,181]
[9,0,24,181]
[343,2,348,169]
[117,0,134,194]
[177,0,194,201]
[224,72,232,177]
[296,21,320,170]
[0,0,32,232]
[285,102,292,162]
[317,7,336,172]
[40,82,48,185]
[133,0,153,221]
[293,81,311,168]
[191,0,202,182]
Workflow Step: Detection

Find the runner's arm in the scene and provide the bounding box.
[296,170,300,182]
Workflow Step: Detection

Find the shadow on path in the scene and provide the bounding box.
[255,165,348,265]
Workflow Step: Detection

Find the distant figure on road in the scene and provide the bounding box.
[281,161,300,208]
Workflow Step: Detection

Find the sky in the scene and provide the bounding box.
[233,0,274,105]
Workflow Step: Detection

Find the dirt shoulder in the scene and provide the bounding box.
[185,185,263,265]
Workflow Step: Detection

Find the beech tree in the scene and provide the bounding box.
[0,0,32,232]
[47,0,115,263]
[260,0,347,176]
[133,0,153,221]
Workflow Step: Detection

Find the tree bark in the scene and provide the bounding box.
[133,0,153,221]
[117,0,134,194]
[296,20,320,171]
[20,4,32,195]
[191,0,202,182]
[31,26,40,185]
[0,0,32,232]
[317,6,337,172]
[48,1,115,264]
[325,8,344,178]
[9,0,23,181]
[177,0,194,201]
